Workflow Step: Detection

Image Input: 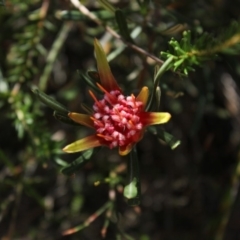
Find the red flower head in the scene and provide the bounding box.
[63,39,171,156]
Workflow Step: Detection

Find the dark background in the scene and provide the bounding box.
[1,0,240,239]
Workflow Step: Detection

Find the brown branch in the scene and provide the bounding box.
[69,0,164,65]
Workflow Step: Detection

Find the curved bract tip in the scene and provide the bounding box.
[140,112,171,126]
[63,135,102,153]
[136,86,149,109]
[94,39,121,92]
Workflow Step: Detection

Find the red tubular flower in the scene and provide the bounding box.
[63,39,171,156]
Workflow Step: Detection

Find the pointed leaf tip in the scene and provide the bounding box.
[32,88,69,115]
[141,112,171,126]
[94,39,120,91]
[136,86,149,108]
[63,135,101,153]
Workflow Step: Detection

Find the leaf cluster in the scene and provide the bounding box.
[161,21,240,75]
[6,2,55,83]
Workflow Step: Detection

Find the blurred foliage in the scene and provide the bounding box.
[1,0,240,240]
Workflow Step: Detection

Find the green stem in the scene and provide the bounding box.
[39,22,72,91]
[62,201,112,235]
[124,146,141,206]
[146,56,174,111]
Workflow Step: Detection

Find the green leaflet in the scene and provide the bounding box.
[56,10,114,21]
[32,88,69,115]
[53,111,79,126]
[148,127,181,150]
[61,148,98,176]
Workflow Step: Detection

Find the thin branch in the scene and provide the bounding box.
[39,22,73,91]
[189,33,240,57]
[69,0,164,65]
[62,201,112,236]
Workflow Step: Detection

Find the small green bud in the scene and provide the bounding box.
[123,178,138,199]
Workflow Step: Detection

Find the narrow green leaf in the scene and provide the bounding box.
[56,10,87,21]
[36,43,47,56]
[39,22,71,91]
[53,111,79,126]
[61,148,99,176]
[115,10,133,43]
[81,103,93,115]
[32,88,69,115]
[28,9,41,21]
[173,58,184,68]
[18,44,31,52]
[146,56,174,111]
[123,146,141,206]
[54,158,69,167]
[158,130,181,149]
[77,71,102,93]
[56,10,114,21]
[98,0,116,13]
[43,20,56,31]
[87,70,100,81]
[161,24,188,36]
[149,127,181,150]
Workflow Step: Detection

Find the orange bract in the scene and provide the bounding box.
[63,39,171,156]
